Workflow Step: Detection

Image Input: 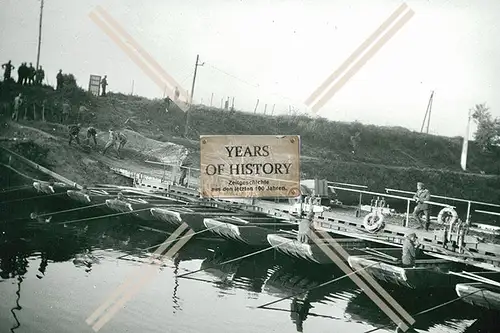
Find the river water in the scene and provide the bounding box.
[0,180,487,333]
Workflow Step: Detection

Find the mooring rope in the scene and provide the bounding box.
[177,240,293,279]
[0,184,33,194]
[361,288,484,333]
[255,261,379,309]
[0,163,35,181]
[55,208,152,225]
[36,203,107,217]
[0,192,67,204]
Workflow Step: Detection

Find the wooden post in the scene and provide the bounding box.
[33,104,36,121]
[271,104,275,115]
[466,201,472,225]
[231,97,235,109]
[254,99,259,114]
[405,199,410,227]
[263,104,267,115]
[210,93,214,107]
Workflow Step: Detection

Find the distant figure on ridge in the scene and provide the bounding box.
[35,66,45,85]
[2,60,15,81]
[100,75,108,96]
[27,63,35,85]
[56,69,64,90]
[18,63,29,85]
[413,182,431,230]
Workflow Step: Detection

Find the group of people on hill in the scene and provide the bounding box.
[2,60,45,85]
[2,59,109,96]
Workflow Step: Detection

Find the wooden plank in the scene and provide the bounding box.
[0,145,81,189]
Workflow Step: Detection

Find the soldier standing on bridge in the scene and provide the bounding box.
[178,149,193,187]
[413,182,431,231]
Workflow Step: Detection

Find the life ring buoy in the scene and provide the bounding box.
[363,212,385,233]
[437,207,458,225]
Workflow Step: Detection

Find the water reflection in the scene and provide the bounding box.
[0,190,491,333]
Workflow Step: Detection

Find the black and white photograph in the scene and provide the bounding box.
[1,1,500,332]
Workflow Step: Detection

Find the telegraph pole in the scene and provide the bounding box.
[36,0,45,70]
[420,91,434,134]
[184,54,204,138]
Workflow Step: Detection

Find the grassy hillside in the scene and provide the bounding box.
[2,81,500,204]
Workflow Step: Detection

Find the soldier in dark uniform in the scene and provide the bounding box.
[178,149,192,186]
[100,75,108,96]
[413,182,431,230]
[1,60,15,81]
[36,66,45,85]
[18,63,28,85]
[56,70,64,90]
[27,63,35,85]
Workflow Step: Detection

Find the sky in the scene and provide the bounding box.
[1,0,499,138]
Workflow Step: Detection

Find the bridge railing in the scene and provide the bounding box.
[144,160,200,189]
[329,185,455,227]
[385,188,500,227]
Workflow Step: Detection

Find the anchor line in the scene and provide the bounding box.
[36,203,107,217]
[0,163,35,181]
[0,184,33,194]
[55,208,152,225]
[255,262,379,309]
[177,240,294,279]
[362,289,484,333]
[0,191,68,204]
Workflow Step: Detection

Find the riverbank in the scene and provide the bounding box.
[2,81,500,206]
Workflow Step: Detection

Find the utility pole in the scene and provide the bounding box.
[184,54,204,138]
[36,0,45,70]
[420,91,434,134]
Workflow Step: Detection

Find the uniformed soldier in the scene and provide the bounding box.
[413,182,431,230]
